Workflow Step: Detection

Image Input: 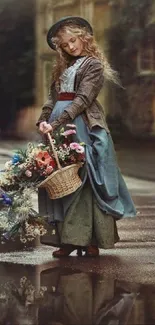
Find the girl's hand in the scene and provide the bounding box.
[39,121,53,134]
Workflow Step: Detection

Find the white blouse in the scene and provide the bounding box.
[59,57,86,92]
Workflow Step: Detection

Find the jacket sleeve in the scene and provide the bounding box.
[64,59,104,120]
[50,111,71,131]
[36,91,54,127]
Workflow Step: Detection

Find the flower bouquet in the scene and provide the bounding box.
[0,188,47,244]
[0,124,85,199]
[0,143,55,192]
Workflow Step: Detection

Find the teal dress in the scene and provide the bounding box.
[39,57,136,249]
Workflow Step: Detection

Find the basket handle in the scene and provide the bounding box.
[47,132,62,170]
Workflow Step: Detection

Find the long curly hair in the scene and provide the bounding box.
[51,24,121,86]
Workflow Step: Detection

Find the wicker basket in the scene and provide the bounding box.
[38,133,83,199]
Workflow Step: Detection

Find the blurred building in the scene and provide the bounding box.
[35,0,155,137]
[106,0,155,137]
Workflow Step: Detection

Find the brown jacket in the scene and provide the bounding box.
[36,56,110,133]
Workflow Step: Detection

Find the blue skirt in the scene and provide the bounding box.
[38,100,136,224]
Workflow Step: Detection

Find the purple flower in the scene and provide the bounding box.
[1,193,12,206]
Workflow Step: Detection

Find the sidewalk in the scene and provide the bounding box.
[116,144,155,181]
[115,137,155,181]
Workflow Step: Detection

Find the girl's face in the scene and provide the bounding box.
[59,30,85,57]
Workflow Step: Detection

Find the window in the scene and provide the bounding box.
[137,42,155,75]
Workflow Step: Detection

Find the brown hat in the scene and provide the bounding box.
[47,16,93,50]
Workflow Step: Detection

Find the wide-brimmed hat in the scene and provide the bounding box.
[47,16,93,50]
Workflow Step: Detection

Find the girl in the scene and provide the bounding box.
[36,16,136,257]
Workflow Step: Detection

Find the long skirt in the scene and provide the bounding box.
[38,100,136,248]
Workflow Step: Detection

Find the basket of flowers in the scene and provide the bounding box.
[0,124,85,200]
[38,126,85,199]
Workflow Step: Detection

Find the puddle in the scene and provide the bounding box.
[0,262,154,325]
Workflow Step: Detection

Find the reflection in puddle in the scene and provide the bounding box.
[0,263,154,325]
[40,268,137,325]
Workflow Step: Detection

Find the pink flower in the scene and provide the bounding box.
[46,165,53,174]
[66,124,76,128]
[76,147,85,153]
[69,143,80,150]
[70,143,85,153]
[25,170,32,177]
[62,130,76,136]
[35,151,53,167]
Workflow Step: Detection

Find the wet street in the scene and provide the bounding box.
[0,148,155,324]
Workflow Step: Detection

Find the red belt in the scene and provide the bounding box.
[57,92,76,100]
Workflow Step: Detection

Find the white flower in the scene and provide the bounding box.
[26,158,31,163]
[20,237,27,243]
[33,228,40,236]
[40,228,47,236]
[25,221,29,229]
[20,276,27,286]
[40,286,47,292]
[18,163,26,169]
[37,143,45,148]
[0,217,8,229]
[4,160,12,169]
[25,170,32,177]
